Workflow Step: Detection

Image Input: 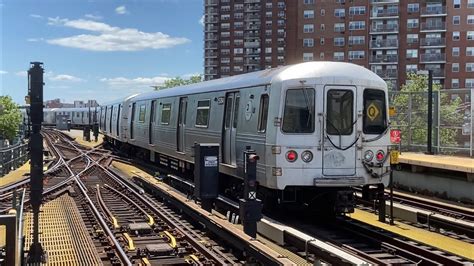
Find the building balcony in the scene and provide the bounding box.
[245,24,261,30]
[421,6,447,16]
[245,59,261,65]
[420,22,446,32]
[205,0,218,6]
[244,32,260,38]
[204,43,218,49]
[420,38,446,47]
[244,0,261,4]
[370,24,399,34]
[370,9,399,19]
[374,69,398,78]
[245,14,260,20]
[205,34,218,41]
[205,60,218,67]
[244,6,261,12]
[370,39,398,49]
[370,0,399,4]
[205,17,219,23]
[420,53,446,63]
[370,54,398,63]
[205,26,218,32]
[244,41,260,48]
[206,8,218,15]
[205,51,218,58]
[427,68,445,77]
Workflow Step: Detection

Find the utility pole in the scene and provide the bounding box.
[27,62,45,263]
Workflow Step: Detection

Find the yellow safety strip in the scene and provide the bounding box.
[163,231,177,248]
[141,257,151,265]
[190,254,200,262]
[146,214,155,226]
[112,217,119,229]
[123,233,135,251]
[8,209,16,215]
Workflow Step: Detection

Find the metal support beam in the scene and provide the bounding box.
[427,70,434,155]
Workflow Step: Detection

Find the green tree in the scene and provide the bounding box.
[0,96,22,141]
[154,75,202,90]
[391,73,464,150]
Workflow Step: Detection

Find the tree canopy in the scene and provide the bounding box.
[391,73,464,151]
[154,75,202,90]
[0,96,22,141]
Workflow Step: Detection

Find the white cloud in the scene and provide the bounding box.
[84,14,102,20]
[199,15,205,26]
[0,70,7,75]
[46,17,190,51]
[27,38,44,42]
[100,76,169,87]
[16,71,27,77]
[30,14,43,19]
[49,74,83,82]
[115,6,128,15]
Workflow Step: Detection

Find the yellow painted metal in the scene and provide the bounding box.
[146,214,155,226]
[190,254,200,262]
[123,233,135,251]
[112,217,119,229]
[350,209,474,260]
[389,106,396,116]
[141,257,151,265]
[163,231,177,248]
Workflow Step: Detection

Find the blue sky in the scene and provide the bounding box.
[0,0,204,104]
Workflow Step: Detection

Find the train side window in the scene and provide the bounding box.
[363,89,387,134]
[327,89,353,135]
[138,104,146,122]
[282,88,315,133]
[161,103,171,125]
[233,96,240,128]
[224,98,232,128]
[195,100,211,128]
[257,94,269,133]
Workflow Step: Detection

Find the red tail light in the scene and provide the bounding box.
[286,150,298,162]
[376,150,385,161]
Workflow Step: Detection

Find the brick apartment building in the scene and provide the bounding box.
[204,0,474,89]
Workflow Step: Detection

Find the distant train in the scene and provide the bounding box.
[100,62,391,213]
[43,107,99,128]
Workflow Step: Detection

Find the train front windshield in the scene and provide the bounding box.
[282,88,315,133]
[363,89,387,134]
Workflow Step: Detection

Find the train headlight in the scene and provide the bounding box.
[286,150,298,162]
[376,150,385,162]
[364,150,374,162]
[301,150,313,163]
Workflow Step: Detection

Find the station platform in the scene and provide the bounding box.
[60,129,103,148]
[0,160,30,187]
[399,152,474,178]
[350,209,474,260]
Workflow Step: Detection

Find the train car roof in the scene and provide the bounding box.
[102,94,140,106]
[49,107,97,112]
[128,62,385,102]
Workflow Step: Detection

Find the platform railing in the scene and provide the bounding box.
[389,88,474,157]
[0,142,29,177]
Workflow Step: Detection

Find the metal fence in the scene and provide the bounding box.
[389,88,473,157]
[0,142,29,177]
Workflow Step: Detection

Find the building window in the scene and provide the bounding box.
[303,38,314,47]
[278,2,285,9]
[233,65,243,72]
[453,16,460,25]
[468,0,474,8]
[348,51,365,60]
[467,47,474,56]
[466,79,474,88]
[234,48,243,54]
[453,47,460,56]
[304,10,314,19]
[334,37,345,46]
[265,47,272,54]
[320,24,325,30]
[320,37,325,44]
[452,63,460,72]
[349,6,365,15]
[320,52,324,59]
[407,34,419,44]
[407,49,418,58]
[320,9,325,15]
[452,79,459,88]
[467,63,474,72]
[161,103,171,125]
[304,0,314,4]
[303,52,314,61]
[468,31,474,40]
[407,19,419,28]
[406,64,417,73]
[333,52,344,61]
[303,24,314,33]
[195,100,210,127]
[407,3,419,12]
[265,2,272,8]
[468,15,474,24]
[454,0,460,8]
[349,36,365,45]
[334,23,345,32]
[334,8,345,18]
[453,31,460,41]
[349,21,365,30]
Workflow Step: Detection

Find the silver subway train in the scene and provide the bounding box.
[42,107,99,127]
[100,62,391,213]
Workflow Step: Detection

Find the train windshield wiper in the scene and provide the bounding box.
[302,87,313,128]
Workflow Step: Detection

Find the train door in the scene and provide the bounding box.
[177,97,187,152]
[222,92,240,166]
[322,86,357,176]
[109,106,114,134]
[130,103,136,139]
[149,100,156,144]
[117,104,121,137]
